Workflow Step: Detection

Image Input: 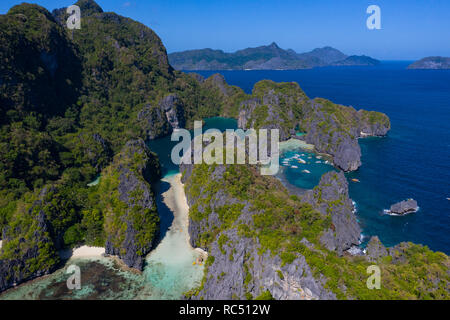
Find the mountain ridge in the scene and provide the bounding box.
[169,43,380,70]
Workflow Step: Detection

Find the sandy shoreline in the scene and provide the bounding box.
[161,174,194,249]
[59,245,105,261]
[160,173,208,258]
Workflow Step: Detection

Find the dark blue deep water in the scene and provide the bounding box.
[195,62,450,254]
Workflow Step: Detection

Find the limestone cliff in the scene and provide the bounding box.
[138,94,186,140]
[0,186,62,293]
[102,139,161,270]
[302,171,361,255]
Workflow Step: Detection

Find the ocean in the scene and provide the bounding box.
[195,62,450,254]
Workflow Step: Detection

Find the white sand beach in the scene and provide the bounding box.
[136,173,206,299]
[160,173,205,256]
[59,245,105,260]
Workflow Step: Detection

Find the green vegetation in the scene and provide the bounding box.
[218,234,229,255]
[0,1,241,260]
[255,290,274,300]
[184,160,449,299]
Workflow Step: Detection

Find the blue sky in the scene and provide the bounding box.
[1,0,450,60]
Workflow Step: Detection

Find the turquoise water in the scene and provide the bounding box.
[280,150,336,190]
[87,175,100,187]
[148,117,238,177]
[195,63,450,253]
[0,258,148,300]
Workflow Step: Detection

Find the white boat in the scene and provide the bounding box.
[302,169,311,174]
[298,158,306,164]
[291,165,298,169]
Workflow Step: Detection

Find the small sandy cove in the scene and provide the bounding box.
[59,245,105,261]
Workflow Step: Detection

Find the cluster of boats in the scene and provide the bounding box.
[281,153,328,174]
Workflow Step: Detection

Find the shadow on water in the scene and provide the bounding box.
[154,179,174,247]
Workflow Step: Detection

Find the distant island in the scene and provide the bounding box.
[408,56,450,69]
[168,43,380,70]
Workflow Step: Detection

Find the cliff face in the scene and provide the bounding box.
[181,163,336,300]
[138,94,186,140]
[102,139,160,270]
[237,80,391,172]
[0,3,83,125]
[302,171,361,255]
[0,186,62,293]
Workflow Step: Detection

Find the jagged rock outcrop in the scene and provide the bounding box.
[301,100,362,171]
[193,227,335,300]
[103,139,160,270]
[302,171,361,255]
[159,94,186,129]
[365,236,388,262]
[138,94,186,140]
[388,199,419,215]
[357,110,391,137]
[207,74,234,97]
[0,187,60,293]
